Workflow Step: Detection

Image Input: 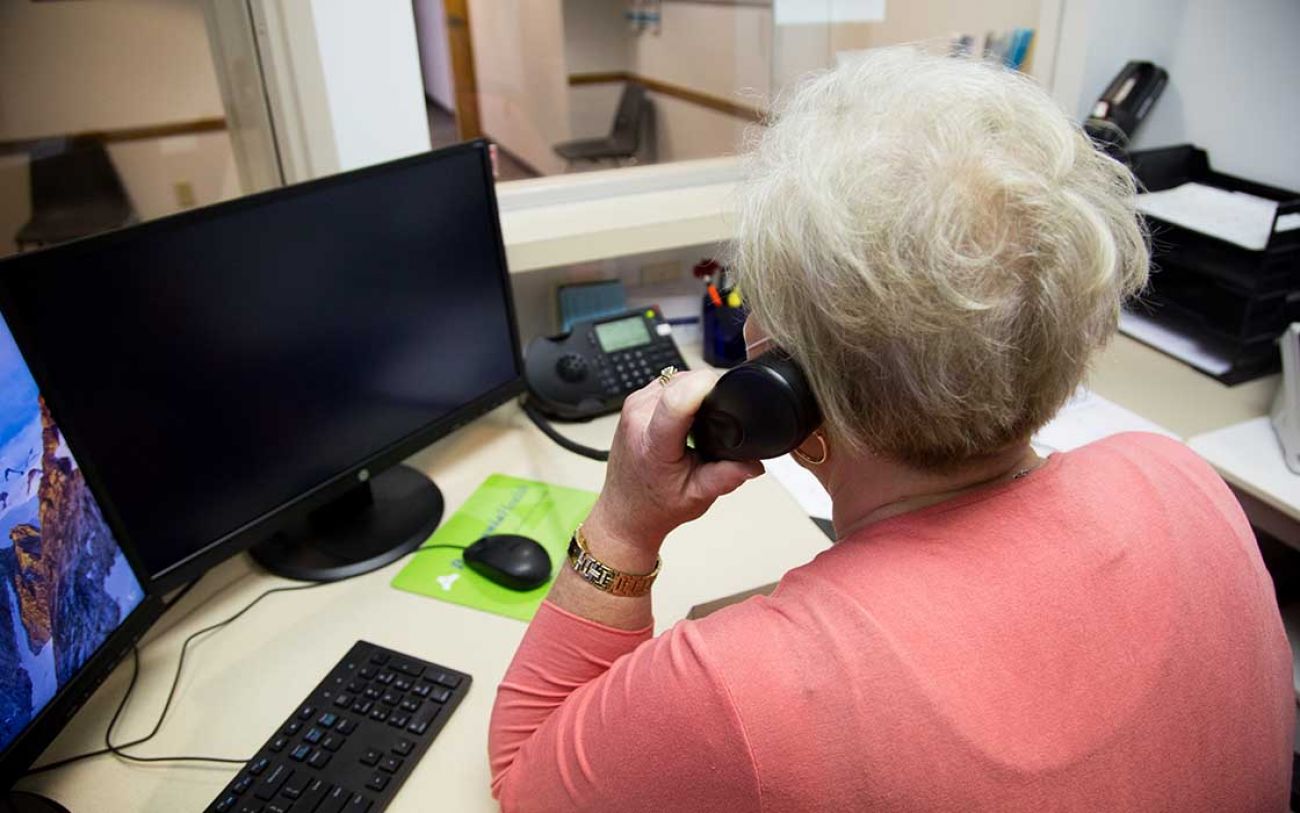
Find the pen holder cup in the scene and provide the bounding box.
[702,298,747,368]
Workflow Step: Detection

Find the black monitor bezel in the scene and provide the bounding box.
[0,323,164,790]
[0,140,525,592]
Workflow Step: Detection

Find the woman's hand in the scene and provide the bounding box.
[582,370,764,571]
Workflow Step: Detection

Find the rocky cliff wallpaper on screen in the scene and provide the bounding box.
[1,319,144,753]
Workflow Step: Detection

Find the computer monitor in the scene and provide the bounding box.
[0,308,161,798]
[0,141,524,589]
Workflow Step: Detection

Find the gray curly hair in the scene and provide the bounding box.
[733,46,1149,470]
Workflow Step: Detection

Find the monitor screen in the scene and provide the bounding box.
[0,143,521,586]
[0,316,146,754]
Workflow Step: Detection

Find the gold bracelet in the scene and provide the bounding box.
[566,524,660,597]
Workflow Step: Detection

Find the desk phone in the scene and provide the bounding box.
[524,307,688,420]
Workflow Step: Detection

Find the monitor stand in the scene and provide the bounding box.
[249,464,444,582]
[2,791,70,813]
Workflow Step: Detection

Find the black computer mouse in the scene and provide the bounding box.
[462,534,553,591]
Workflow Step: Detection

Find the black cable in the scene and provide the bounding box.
[24,541,469,776]
[520,397,610,462]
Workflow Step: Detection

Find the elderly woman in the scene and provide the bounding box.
[488,47,1292,810]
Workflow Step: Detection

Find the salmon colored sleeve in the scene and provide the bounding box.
[488,600,762,813]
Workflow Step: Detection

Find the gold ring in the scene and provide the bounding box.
[657,366,678,387]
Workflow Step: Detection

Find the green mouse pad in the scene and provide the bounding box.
[391,474,598,621]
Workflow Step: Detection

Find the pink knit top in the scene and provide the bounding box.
[489,434,1293,811]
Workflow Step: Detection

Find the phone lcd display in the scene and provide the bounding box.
[594,317,652,353]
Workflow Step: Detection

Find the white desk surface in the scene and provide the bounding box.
[15,333,1288,811]
[14,401,830,812]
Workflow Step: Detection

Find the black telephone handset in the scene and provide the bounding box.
[690,350,821,462]
[1084,60,1168,159]
[524,307,689,421]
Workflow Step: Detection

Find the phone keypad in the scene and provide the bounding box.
[597,343,684,396]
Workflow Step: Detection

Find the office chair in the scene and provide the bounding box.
[554,82,656,168]
[15,139,137,252]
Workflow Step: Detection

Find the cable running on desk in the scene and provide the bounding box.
[22,543,470,777]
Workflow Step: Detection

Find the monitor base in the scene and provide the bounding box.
[249,464,444,582]
[1,791,70,813]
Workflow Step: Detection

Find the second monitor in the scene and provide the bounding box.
[0,141,523,588]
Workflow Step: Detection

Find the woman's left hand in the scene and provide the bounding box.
[581,370,764,570]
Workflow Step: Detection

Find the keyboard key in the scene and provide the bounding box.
[317,784,352,813]
[232,775,253,794]
[333,694,353,708]
[393,677,412,692]
[253,763,292,800]
[213,794,237,813]
[387,713,410,729]
[360,748,382,767]
[429,687,452,704]
[321,734,344,752]
[411,683,431,698]
[237,803,261,813]
[352,699,374,714]
[363,686,381,700]
[308,749,332,769]
[358,665,376,679]
[379,756,403,774]
[318,712,338,728]
[249,756,271,775]
[297,778,330,812]
[392,739,413,756]
[289,744,312,762]
[380,691,401,707]
[281,771,310,799]
[282,721,302,736]
[375,671,395,685]
[399,697,421,712]
[268,736,288,753]
[369,652,390,666]
[369,707,389,723]
[337,718,357,735]
[296,705,315,720]
[408,704,440,736]
[391,659,424,677]
[433,671,460,688]
[346,793,372,812]
[365,773,390,792]
[303,727,323,744]
[266,803,291,813]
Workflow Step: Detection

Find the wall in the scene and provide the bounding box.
[634,0,770,161]
[249,0,431,182]
[1054,0,1299,191]
[412,0,456,110]
[312,0,431,173]
[0,0,225,141]
[774,0,1043,92]
[635,2,772,101]
[0,0,240,256]
[563,0,769,162]
[469,0,571,175]
[564,0,634,139]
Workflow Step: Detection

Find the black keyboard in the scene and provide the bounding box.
[206,641,471,813]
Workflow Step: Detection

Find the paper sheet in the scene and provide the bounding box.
[1031,388,1179,455]
[1118,310,1234,376]
[1135,182,1292,251]
[763,453,833,520]
[762,390,1178,522]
